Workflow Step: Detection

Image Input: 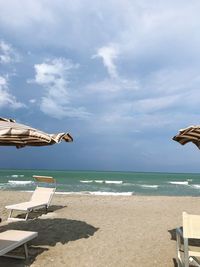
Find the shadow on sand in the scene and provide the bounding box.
[0,217,99,267]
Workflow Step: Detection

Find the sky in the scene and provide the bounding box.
[1,0,200,173]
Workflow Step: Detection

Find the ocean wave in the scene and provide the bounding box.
[11,175,24,178]
[139,184,158,189]
[80,180,93,183]
[94,180,104,183]
[19,190,34,193]
[191,184,200,189]
[79,180,123,185]
[88,191,133,196]
[169,181,189,185]
[105,180,123,184]
[123,183,134,186]
[0,183,6,189]
[8,180,33,185]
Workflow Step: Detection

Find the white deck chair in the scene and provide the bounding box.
[0,230,37,259]
[176,212,200,267]
[6,176,56,221]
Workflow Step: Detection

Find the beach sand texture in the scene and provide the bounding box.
[0,192,200,267]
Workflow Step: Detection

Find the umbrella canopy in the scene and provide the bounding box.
[0,117,73,148]
[173,125,200,149]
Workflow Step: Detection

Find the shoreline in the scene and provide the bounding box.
[3,189,200,197]
[0,191,200,266]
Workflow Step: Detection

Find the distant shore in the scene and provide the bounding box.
[0,191,200,266]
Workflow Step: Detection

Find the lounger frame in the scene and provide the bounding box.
[0,230,38,259]
[176,212,200,267]
[6,176,56,221]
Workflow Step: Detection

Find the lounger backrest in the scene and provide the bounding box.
[33,175,56,184]
[183,211,200,239]
[31,187,55,206]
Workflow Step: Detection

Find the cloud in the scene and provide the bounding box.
[0,40,19,64]
[1,1,200,171]
[0,1,123,51]
[87,78,139,94]
[1,1,200,60]
[91,43,139,95]
[92,44,119,79]
[83,64,200,135]
[33,58,90,119]
[40,97,90,119]
[132,95,181,113]
[0,76,25,109]
[0,40,24,110]
[29,99,36,104]
[1,5,200,123]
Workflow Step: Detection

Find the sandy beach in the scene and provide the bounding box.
[0,192,200,267]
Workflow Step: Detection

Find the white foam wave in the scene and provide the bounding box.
[20,190,34,193]
[89,191,133,196]
[11,175,24,178]
[105,180,123,184]
[139,184,158,189]
[169,181,188,185]
[80,180,124,185]
[94,180,104,183]
[8,180,33,185]
[191,184,200,189]
[80,180,93,183]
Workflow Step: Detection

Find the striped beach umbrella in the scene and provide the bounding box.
[0,117,73,148]
[173,125,200,149]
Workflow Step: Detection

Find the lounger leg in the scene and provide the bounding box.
[184,238,189,267]
[176,229,182,267]
[2,254,26,259]
[2,244,28,260]
[8,209,13,219]
[24,243,28,259]
[25,212,29,221]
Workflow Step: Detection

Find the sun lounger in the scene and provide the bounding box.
[176,212,200,267]
[0,230,37,259]
[6,176,56,221]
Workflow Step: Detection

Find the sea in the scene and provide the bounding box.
[0,169,200,196]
